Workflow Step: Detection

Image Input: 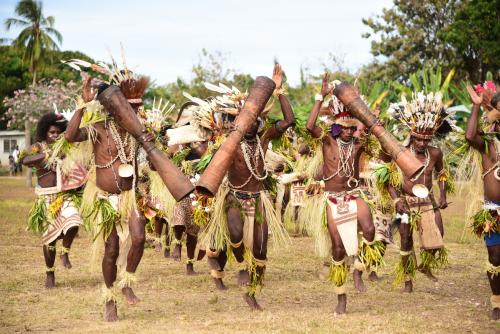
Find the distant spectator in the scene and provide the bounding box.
[8,155,15,176]
[12,145,21,174]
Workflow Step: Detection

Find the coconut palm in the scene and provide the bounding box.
[5,0,62,84]
[4,0,62,186]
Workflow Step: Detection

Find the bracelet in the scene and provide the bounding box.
[274,87,287,96]
[76,99,94,111]
[315,93,324,102]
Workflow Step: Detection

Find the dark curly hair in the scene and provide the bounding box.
[491,92,500,109]
[35,112,68,142]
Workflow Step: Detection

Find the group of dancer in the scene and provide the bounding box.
[20,59,499,322]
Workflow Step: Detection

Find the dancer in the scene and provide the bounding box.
[170,141,208,275]
[387,90,455,292]
[465,82,500,320]
[305,74,385,315]
[22,112,84,288]
[65,74,153,321]
[203,64,293,309]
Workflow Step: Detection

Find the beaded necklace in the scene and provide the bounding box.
[96,119,137,192]
[323,138,356,181]
[227,136,268,189]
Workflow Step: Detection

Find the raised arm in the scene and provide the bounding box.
[65,76,95,143]
[262,64,295,142]
[306,73,330,138]
[465,85,485,151]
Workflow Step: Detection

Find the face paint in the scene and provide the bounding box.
[330,124,342,137]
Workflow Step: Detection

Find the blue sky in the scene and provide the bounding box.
[0,0,392,86]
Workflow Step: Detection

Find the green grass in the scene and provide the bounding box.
[0,177,498,333]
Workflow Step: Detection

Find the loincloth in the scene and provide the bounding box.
[324,190,359,256]
[372,209,393,244]
[95,189,137,268]
[29,186,82,243]
[227,188,286,251]
[290,182,306,207]
[33,191,83,245]
[228,190,262,251]
[404,195,443,250]
[275,173,304,213]
[172,197,199,236]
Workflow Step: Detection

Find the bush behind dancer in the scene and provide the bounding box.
[464,82,500,320]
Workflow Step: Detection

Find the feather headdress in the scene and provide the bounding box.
[181,82,249,132]
[62,46,148,104]
[137,97,175,133]
[387,91,455,140]
[324,80,360,128]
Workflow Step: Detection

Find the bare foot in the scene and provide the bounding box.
[104,300,118,322]
[237,269,250,286]
[401,280,413,293]
[45,272,55,289]
[60,253,72,269]
[353,269,367,293]
[213,278,227,291]
[197,249,206,261]
[122,287,140,305]
[492,308,500,320]
[243,293,263,311]
[334,294,347,315]
[186,263,197,276]
[368,271,379,282]
[164,248,170,258]
[419,267,438,282]
[172,244,181,262]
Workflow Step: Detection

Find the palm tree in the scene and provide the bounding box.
[4,0,62,186]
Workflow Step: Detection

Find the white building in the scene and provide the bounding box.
[0,130,25,166]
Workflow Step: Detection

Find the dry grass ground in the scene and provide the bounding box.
[0,177,499,333]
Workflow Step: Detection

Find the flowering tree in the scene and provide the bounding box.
[3,78,78,130]
[2,78,78,185]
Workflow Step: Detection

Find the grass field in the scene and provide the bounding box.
[0,177,499,333]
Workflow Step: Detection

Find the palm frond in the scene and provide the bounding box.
[16,0,41,23]
[45,27,62,45]
[45,15,55,27]
[4,17,29,29]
